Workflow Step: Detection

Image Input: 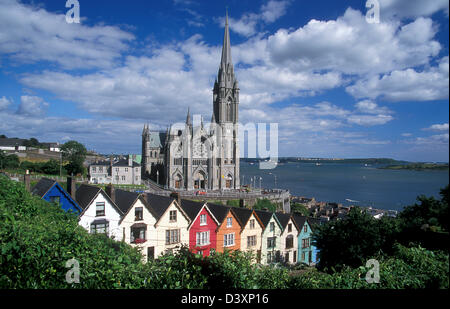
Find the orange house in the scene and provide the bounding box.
[208,204,242,253]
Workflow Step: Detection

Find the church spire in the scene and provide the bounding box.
[220,9,232,70]
[186,107,191,126]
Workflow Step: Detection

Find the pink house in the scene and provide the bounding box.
[180,199,219,257]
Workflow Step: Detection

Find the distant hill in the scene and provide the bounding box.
[379,163,449,171]
[241,157,408,165]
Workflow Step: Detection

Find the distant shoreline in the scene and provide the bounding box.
[378,163,449,171]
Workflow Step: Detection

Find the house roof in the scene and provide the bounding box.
[31,177,56,198]
[115,189,140,214]
[75,184,102,210]
[207,203,231,225]
[275,212,292,229]
[230,207,253,228]
[75,184,124,217]
[291,214,307,230]
[0,138,27,147]
[254,209,273,228]
[113,158,140,167]
[179,199,205,221]
[148,132,167,148]
[143,193,176,220]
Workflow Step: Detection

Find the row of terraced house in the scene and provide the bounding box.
[29,176,318,265]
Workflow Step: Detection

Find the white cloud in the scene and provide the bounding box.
[16,95,49,116]
[0,0,134,69]
[346,56,449,101]
[266,9,441,75]
[220,0,290,37]
[423,123,449,131]
[0,96,12,111]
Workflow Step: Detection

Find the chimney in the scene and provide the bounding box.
[170,191,181,206]
[239,199,245,208]
[106,184,115,203]
[128,155,133,167]
[23,171,30,192]
[67,176,76,199]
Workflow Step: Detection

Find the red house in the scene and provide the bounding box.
[180,199,219,257]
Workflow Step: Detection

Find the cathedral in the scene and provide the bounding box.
[142,13,240,191]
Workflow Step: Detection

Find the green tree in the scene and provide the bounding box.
[312,207,400,272]
[61,140,87,176]
[291,203,309,216]
[0,151,19,169]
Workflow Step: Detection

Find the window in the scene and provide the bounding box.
[169,210,177,222]
[267,237,276,249]
[200,214,207,226]
[165,229,180,245]
[269,222,275,232]
[121,176,125,181]
[115,175,119,181]
[247,235,256,248]
[135,207,143,221]
[288,223,292,233]
[92,167,96,172]
[304,225,308,233]
[196,231,210,246]
[99,166,103,172]
[49,196,60,204]
[224,233,235,247]
[286,235,294,249]
[125,168,128,172]
[135,176,139,181]
[302,238,310,249]
[115,168,119,172]
[136,168,139,172]
[96,202,105,216]
[130,227,146,244]
[301,252,305,261]
[226,217,232,227]
[90,221,109,235]
[249,219,255,229]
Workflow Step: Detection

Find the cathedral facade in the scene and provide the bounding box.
[142,14,240,191]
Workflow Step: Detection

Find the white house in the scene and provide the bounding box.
[255,210,283,265]
[275,212,300,264]
[75,184,123,240]
[116,189,158,262]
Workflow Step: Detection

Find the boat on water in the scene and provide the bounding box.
[345,198,359,203]
[315,163,321,166]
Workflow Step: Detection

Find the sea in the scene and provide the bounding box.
[240,161,449,211]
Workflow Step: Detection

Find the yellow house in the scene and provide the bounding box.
[232,207,264,263]
[145,193,191,258]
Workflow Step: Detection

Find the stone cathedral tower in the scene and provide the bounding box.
[142,12,240,191]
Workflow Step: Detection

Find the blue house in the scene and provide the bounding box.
[31,177,82,214]
[292,214,318,266]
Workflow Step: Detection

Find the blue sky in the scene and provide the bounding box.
[0,0,448,162]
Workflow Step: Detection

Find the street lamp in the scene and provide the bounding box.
[156,170,159,185]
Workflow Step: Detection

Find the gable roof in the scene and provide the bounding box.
[231,207,253,228]
[254,209,274,229]
[75,184,102,210]
[75,184,123,216]
[31,177,56,198]
[275,212,292,230]
[115,189,140,214]
[291,214,307,231]
[143,193,175,220]
[31,177,82,213]
[206,203,231,225]
[113,158,140,168]
[178,199,205,221]
[0,138,27,147]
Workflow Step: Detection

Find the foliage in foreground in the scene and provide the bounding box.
[0,176,447,289]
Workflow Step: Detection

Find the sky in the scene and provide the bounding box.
[0,0,448,162]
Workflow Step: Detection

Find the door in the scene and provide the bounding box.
[309,251,312,264]
[147,247,155,262]
[293,251,297,263]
